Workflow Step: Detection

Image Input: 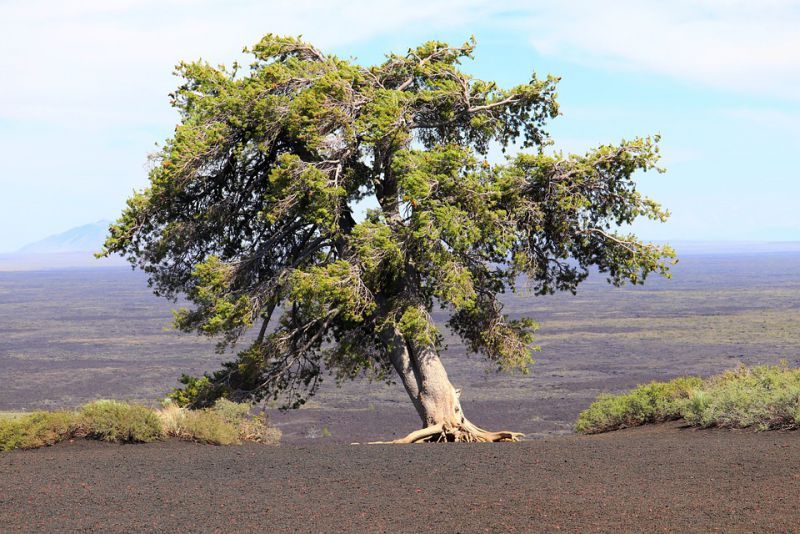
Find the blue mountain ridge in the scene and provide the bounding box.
[17,220,112,254]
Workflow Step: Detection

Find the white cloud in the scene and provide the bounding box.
[0,0,490,126]
[2,0,798,129]
[519,0,800,99]
[0,0,495,250]
[721,107,800,132]
[0,0,798,250]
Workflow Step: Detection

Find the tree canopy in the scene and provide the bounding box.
[103,35,674,441]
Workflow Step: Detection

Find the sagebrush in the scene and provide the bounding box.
[0,399,280,451]
[577,364,800,434]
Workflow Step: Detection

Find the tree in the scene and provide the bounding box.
[102,35,674,443]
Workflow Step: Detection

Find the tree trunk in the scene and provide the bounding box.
[379,326,425,421]
[377,327,523,443]
[413,342,464,428]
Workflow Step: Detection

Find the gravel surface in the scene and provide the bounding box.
[1,423,797,533]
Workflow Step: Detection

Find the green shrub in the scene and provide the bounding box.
[576,376,702,434]
[682,365,800,430]
[176,410,239,445]
[577,364,800,434]
[1,399,281,451]
[209,398,251,424]
[79,400,163,443]
[0,411,76,451]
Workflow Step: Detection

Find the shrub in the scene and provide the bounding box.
[575,376,702,434]
[1,399,281,451]
[174,410,239,445]
[158,402,239,445]
[209,398,282,444]
[0,411,76,451]
[156,402,185,436]
[209,398,251,425]
[576,364,800,434]
[158,403,238,445]
[242,422,282,445]
[157,399,281,445]
[79,400,163,443]
[682,364,800,430]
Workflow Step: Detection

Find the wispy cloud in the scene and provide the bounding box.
[518,0,800,99]
[2,0,798,127]
[0,0,496,250]
[721,107,800,131]
[0,1,797,250]
[0,0,489,125]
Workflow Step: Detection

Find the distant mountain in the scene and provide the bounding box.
[17,220,111,254]
[0,221,127,271]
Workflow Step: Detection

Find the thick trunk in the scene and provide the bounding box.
[376,331,523,443]
[379,326,425,421]
[411,342,465,428]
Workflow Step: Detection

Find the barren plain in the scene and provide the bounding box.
[1,252,799,443]
[2,251,800,532]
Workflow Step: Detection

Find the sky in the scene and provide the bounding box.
[1,0,798,252]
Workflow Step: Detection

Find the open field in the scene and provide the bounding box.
[1,252,799,443]
[1,252,799,532]
[0,422,798,532]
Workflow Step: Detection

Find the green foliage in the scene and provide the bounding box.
[397,306,440,347]
[102,34,674,409]
[172,256,255,350]
[0,411,76,451]
[289,260,374,322]
[79,400,163,443]
[682,364,800,430]
[575,377,702,434]
[576,364,800,434]
[349,221,403,281]
[169,375,214,407]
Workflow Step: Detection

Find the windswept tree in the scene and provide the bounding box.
[102,36,674,443]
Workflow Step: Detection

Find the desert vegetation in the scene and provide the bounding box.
[0,399,280,451]
[576,363,800,433]
[3,258,800,442]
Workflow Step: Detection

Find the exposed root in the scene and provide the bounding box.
[391,423,445,443]
[368,421,524,444]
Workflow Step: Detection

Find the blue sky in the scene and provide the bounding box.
[1,0,798,252]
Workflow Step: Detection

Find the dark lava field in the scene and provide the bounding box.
[1,251,799,443]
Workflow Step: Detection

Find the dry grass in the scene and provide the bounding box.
[157,399,282,445]
[0,400,281,451]
[157,403,238,445]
